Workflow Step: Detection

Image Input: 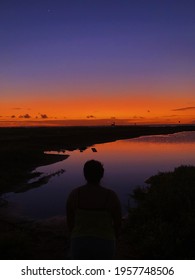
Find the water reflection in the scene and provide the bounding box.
[7,131,195,219]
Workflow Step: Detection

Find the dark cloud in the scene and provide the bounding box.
[40,114,48,119]
[172,107,195,111]
[86,115,96,119]
[12,107,22,110]
[11,115,16,118]
[38,113,48,119]
[24,114,31,118]
[19,114,31,119]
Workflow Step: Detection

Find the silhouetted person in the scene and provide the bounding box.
[66,160,121,259]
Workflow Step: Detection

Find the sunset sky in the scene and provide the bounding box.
[1,0,195,126]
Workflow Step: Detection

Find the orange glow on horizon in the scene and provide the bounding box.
[1,93,195,126]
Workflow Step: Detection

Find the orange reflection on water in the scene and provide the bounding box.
[88,137,195,174]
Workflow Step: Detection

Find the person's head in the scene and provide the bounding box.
[83,160,104,184]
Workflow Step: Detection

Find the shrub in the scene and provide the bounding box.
[124,165,195,259]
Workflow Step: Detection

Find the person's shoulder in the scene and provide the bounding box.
[104,186,116,194]
[103,187,121,210]
[104,187,118,199]
[68,185,84,198]
[68,187,80,199]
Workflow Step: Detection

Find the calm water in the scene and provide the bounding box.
[6,131,195,219]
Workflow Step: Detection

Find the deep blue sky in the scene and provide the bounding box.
[1,0,195,124]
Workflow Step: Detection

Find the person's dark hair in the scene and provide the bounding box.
[83,160,104,183]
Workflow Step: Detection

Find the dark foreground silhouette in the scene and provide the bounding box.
[1,165,195,259]
[66,160,122,259]
[119,165,195,259]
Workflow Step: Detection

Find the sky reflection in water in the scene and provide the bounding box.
[7,131,195,219]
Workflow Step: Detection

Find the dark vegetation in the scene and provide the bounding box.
[118,165,195,259]
[0,216,69,259]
